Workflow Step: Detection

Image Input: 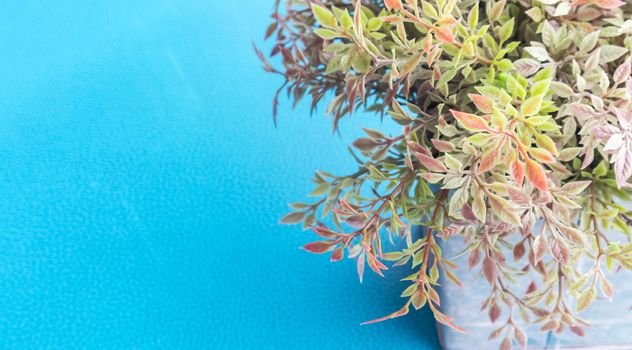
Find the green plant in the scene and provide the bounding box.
[258,0,632,347]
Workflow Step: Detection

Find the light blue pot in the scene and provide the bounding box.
[418,220,632,350]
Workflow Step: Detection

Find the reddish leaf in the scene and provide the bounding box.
[526,281,538,294]
[352,138,379,151]
[506,185,531,205]
[427,287,440,306]
[431,139,456,152]
[437,16,457,25]
[407,141,429,155]
[339,199,358,213]
[479,149,499,173]
[461,203,478,222]
[434,311,468,333]
[529,148,556,163]
[594,0,625,9]
[301,241,333,254]
[468,94,493,113]
[330,247,344,262]
[357,253,365,282]
[367,253,387,277]
[361,304,409,325]
[384,0,404,10]
[434,26,456,43]
[500,338,512,350]
[415,153,448,172]
[424,33,433,53]
[450,110,490,131]
[525,158,549,192]
[511,157,525,187]
[550,239,570,264]
[468,248,481,270]
[482,257,498,284]
[489,303,501,323]
[310,225,336,238]
[570,326,586,337]
[513,241,526,261]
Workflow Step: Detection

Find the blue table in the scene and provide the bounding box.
[0,1,439,348]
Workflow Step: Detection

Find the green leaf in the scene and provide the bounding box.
[401,283,418,297]
[280,211,306,224]
[422,1,438,19]
[506,75,526,99]
[444,154,463,171]
[399,52,424,78]
[498,18,514,43]
[533,67,552,81]
[468,2,479,30]
[521,95,543,116]
[382,252,404,261]
[530,79,551,96]
[579,31,600,53]
[314,28,338,40]
[472,191,486,222]
[600,45,629,64]
[367,17,382,31]
[593,160,608,177]
[576,287,596,313]
[312,5,338,29]
[496,59,514,72]
[541,21,555,47]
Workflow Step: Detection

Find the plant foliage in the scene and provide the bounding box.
[259,0,632,347]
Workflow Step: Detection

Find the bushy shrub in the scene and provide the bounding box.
[258,0,632,347]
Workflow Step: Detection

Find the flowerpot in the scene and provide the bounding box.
[428,208,632,350]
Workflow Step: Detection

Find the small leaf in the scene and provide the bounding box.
[450,110,489,131]
[435,26,456,43]
[330,247,344,262]
[570,326,586,337]
[302,241,333,254]
[399,52,424,78]
[280,211,306,224]
[529,148,555,163]
[600,45,628,64]
[614,59,631,85]
[415,153,448,173]
[472,192,487,223]
[482,257,497,284]
[431,139,456,152]
[576,287,596,313]
[521,95,543,116]
[361,304,409,325]
[511,156,525,187]
[314,28,338,40]
[421,1,438,19]
[532,235,547,264]
[489,303,501,323]
[560,181,591,195]
[525,158,549,191]
[468,94,493,113]
[384,0,404,11]
[312,5,338,29]
[498,18,514,43]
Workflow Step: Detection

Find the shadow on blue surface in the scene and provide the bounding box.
[0,1,440,348]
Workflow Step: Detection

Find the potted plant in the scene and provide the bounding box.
[257,0,632,349]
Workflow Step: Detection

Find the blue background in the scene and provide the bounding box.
[0,1,439,348]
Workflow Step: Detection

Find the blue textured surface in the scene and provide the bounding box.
[0,1,439,349]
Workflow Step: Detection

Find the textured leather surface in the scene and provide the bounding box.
[0,1,439,349]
